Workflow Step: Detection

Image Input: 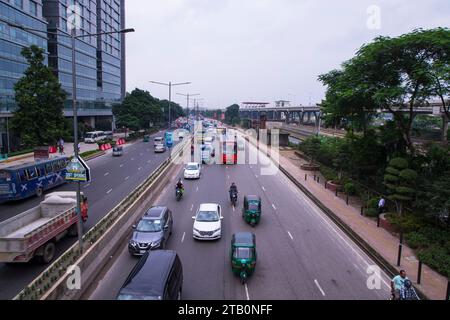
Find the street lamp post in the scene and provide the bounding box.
[177,93,200,118]
[149,81,191,129]
[2,18,134,252]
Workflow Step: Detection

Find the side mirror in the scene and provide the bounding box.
[192,216,196,219]
[163,225,169,230]
[220,216,224,220]
[132,225,136,229]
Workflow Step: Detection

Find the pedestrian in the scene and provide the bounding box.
[58,137,65,155]
[391,270,408,300]
[400,279,420,300]
[378,196,386,215]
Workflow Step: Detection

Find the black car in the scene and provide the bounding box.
[117,250,183,300]
[128,206,173,256]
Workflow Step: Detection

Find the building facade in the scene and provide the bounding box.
[0,0,48,153]
[0,0,126,152]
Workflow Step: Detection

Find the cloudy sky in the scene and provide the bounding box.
[124,0,450,109]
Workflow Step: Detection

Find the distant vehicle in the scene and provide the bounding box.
[184,162,201,179]
[128,206,173,256]
[85,131,106,143]
[104,131,114,140]
[217,127,227,136]
[154,136,164,147]
[0,192,88,264]
[0,157,68,202]
[192,203,223,240]
[201,145,215,164]
[117,250,183,300]
[112,146,123,157]
[222,140,238,165]
[154,144,166,153]
[237,138,245,151]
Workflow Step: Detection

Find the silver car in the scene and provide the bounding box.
[154,143,166,153]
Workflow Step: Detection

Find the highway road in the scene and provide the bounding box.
[0,130,176,300]
[86,129,392,300]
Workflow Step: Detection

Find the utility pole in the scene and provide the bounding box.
[150,81,191,129]
[177,93,200,118]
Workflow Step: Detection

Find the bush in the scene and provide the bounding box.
[387,213,423,233]
[344,182,357,195]
[417,245,450,278]
[320,166,338,182]
[365,197,380,217]
[405,232,430,250]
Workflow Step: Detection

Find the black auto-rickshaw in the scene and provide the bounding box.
[143,135,150,142]
[231,232,257,284]
[242,195,261,227]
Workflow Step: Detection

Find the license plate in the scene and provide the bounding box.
[140,250,146,254]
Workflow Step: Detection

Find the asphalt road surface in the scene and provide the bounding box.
[0,131,176,300]
[86,130,392,300]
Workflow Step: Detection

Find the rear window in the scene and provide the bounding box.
[233,247,253,260]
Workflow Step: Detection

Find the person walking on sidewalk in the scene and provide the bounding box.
[57,138,65,155]
[391,270,408,300]
[378,197,386,215]
[400,279,420,300]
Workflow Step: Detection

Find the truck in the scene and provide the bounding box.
[0,192,88,264]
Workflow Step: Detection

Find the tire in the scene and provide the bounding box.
[36,187,43,198]
[39,242,56,264]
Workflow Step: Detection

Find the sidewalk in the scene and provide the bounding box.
[0,142,99,169]
[278,149,448,300]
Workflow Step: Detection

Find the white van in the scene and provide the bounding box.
[85,131,106,143]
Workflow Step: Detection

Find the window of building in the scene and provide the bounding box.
[14,0,23,10]
[30,1,38,16]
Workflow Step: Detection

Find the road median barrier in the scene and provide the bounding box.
[14,139,189,300]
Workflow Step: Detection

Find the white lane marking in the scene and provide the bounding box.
[106,189,113,194]
[138,167,142,171]
[104,172,109,176]
[232,206,236,212]
[314,279,326,296]
[227,175,230,179]
[125,176,130,181]
[262,186,266,192]
[287,231,294,240]
[196,186,199,192]
[120,164,124,168]
[272,204,277,210]
[244,284,250,300]
[181,232,186,243]
[190,204,194,211]
[147,160,151,163]
[255,174,258,178]
[83,184,90,189]
[131,158,134,161]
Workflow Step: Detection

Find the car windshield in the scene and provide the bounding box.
[196,210,219,222]
[85,133,94,139]
[186,165,198,170]
[154,138,163,142]
[136,219,162,232]
[117,293,161,300]
[233,247,253,260]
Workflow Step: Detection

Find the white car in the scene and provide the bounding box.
[192,203,223,240]
[184,162,201,179]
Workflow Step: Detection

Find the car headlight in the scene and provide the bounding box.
[193,228,201,234]
[151,241,161,248]
[129,240,137,247]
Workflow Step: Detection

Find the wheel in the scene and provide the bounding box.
[39,242,56,264]
[36,187,43,198]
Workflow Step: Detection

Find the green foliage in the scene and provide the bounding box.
[224,104,240,126]
[10,45,67,147]
[417,246,450,278]
[405,232,430,250]
[389,158,409,170]
[344,182,356,195]
[387,213,423,233]
[320,166,338,182]
[113,89,165,131]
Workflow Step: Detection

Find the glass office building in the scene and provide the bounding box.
[0,0,48,153]
[0,0,126,151]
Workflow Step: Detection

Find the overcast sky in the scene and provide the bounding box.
[124,0,450,109]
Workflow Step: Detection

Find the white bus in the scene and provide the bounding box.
[84,131,107,143]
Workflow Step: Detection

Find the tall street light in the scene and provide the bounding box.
[3,18,135,252]
[149,81,191,129]
[176,93,200,118]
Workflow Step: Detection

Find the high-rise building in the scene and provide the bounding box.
[0,0,126,152]
[0,0,48,153]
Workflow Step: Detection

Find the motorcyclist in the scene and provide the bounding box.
[229,182,238,201]
[176,179,184,194]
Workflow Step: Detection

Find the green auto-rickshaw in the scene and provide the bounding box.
[143,135,150,142]
[231,232,257,284]
[242,195,261,227]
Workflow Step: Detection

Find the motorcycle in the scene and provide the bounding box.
[230,191,238,207]
[176,187,184,201]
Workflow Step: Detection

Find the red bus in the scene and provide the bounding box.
[222,140,237,165]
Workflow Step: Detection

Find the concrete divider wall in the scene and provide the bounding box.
[42,160,179,300]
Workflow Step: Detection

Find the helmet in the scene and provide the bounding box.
[404,280,412,289]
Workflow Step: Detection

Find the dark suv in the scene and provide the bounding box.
[128,206,173,256]
[117,250,183,300]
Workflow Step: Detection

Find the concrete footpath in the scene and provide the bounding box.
[277,148,448,300]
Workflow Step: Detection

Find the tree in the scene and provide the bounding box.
[113,89,163,131]
[384,157,418,215]
[10,45,67,147]
[225,104,240,125]
[160,99,185,125]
